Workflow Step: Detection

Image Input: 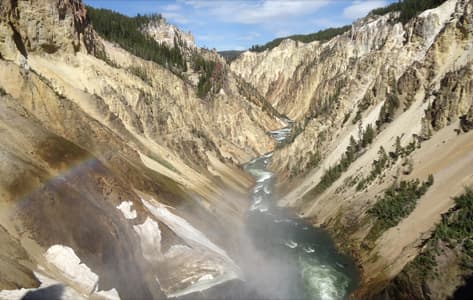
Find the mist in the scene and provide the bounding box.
[176,127,358,300]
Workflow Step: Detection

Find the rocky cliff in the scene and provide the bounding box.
[0,0,283,299]
[233,0,473,298]
[1,0,472,298]
[141,16,196,50]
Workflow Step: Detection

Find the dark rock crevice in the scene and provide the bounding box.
[10,0,18,10]
[450,275,473,300]
[8,21,27,58]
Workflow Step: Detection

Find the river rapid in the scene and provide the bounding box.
[243,125,359,300]
[179,124,359,300]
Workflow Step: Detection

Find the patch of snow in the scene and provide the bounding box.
[141,199,232,261]
[141,198,243,297]
[94,288,121,300]
[116,201,137,219]
[0,288,30,300]
[167,271,238,299]
[198,274,214,282]
[163,244,192,259]
[133,217,162,261]
[44,245,98,293]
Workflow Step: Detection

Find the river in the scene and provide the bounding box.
[179,124,359,300]
[241,125,359,299]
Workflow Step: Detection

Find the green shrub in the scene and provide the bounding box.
[310,84,343,118]
[128,66,151,83]
[433,188,473,242]
[377,91,400,128]
[352,110,362,125]
[356,146,389,191]
[366,176,434,241]
[388,136,420,161]
[303,124,378,202]
[307,151,322,169]
[409,247,437,277]
[407,187,473,277]
[353,95,372,125]
[361,124,375,148]
[218,50,243,63]
[192,56,225,98]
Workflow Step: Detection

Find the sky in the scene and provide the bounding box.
[85,0,398,51]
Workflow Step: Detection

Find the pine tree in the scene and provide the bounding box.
[346,135,357,161]
[86,7,186,74]
[395,136,402,155]
[362,124,375,147]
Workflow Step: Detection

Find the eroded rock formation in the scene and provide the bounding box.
[232,0,473,298]
[0,0,283,299]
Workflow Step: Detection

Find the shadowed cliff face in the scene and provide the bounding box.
[19,160,155,299]
[0,96,163,299]
[21,284,64,300]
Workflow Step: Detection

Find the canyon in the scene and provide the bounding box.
[0,0,472,299]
